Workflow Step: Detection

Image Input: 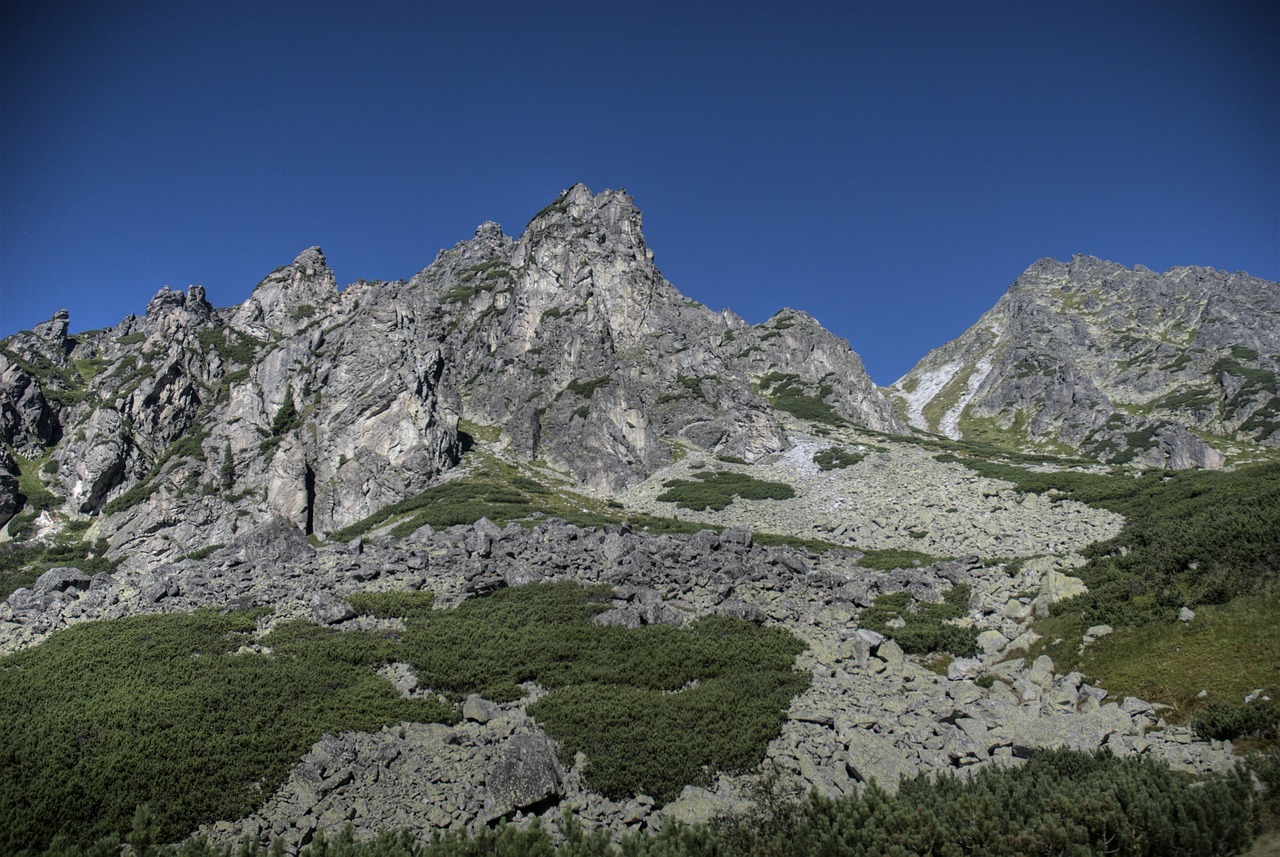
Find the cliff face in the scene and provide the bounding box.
[0,185,898,561]
[425,184,900,492]
[6,191,1275,563]
[890,254,1280,467]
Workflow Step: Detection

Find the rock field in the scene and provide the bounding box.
[621,427,1123,558]
[2,492,1234,850]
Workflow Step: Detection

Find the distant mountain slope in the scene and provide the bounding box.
[890,254,1280,467]
[0,184,900,564]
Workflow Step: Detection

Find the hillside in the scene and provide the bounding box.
[1,187,1277,855]
[890,254,1280,467]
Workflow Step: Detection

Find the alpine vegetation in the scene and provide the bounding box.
[1,185,1277,855]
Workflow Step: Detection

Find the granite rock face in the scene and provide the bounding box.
[1,185,898,561]
[0,446,21,531]
[1,192,1272,567]
[891,254,1280,467]
[421,185,899,491]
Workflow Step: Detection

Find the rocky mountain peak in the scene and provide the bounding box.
[231,246,339,337]
[33,310,70,350]
[518,184,652,266]
[891,255,1279,466]
[292,246,329,275]
[472,221,507,243]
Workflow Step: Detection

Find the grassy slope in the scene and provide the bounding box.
[937,454,1280,718]
[0,583,808,853]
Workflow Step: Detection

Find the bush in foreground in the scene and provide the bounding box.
[1,583,807,854]
[40,748,1274,856]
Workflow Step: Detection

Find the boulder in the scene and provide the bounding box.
[845,729,917,790]
[483,731,563,822]
[34,567,91,594]
[947,658,985,681]
[311,594,356,625]
[462,695,500,724]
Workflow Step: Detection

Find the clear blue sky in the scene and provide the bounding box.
[2,1,1276,384]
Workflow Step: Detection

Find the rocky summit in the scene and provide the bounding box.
[890,254,1280,468]
[0,184,902,565]
[1,186,1278,854]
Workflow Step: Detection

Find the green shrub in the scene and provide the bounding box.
[0,610,453,852]
[947,460,1280,628]
[677,374,707,401]
[858,584,978,656]
[197,328,264,366]
[55,748,1262,856]
[395,582,808,803]
[757,372,845,426]
[812,447,864,470]
[346,589,436,620]
[101,479,157,516]
[1191,698,1279,741]
[269,388,299,437]
[0,580,810,853]
[856,547,947,570]
[657,471,795,511]
[0,534,117,600]
[564,376,611,399]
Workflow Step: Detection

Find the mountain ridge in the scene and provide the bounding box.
[2,186,1278,852]
[889,252,1280,468]
[0,185,903,565]
[1,186,1277,569]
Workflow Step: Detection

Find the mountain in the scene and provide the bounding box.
[0,184,899,564]
[2,187,1278,853]
[890,254,1280,468]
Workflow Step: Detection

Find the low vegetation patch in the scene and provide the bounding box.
[41,747,1272,856]
[856,585,979,656]
[943,456,1280,717]
[324,452,742,543]
[326,473,546,540]
[1038,593,1280,721]
[812,446,865,470]
[563,376,611,399]
[0,609,453,852]
[940,459,1280,627]
[1191,697,1279,742]
[13,452,60,512]
[197,327,264,367]
[376,582,808,802]
[0,528,117,600]
[0,582,808,852]
[856,547,949,570]
[757,372,845,426]
[657,470,795,511]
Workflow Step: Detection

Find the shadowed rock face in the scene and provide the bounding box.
[891,254,1280,467]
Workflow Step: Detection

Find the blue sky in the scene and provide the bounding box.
[2,1,1276,384]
